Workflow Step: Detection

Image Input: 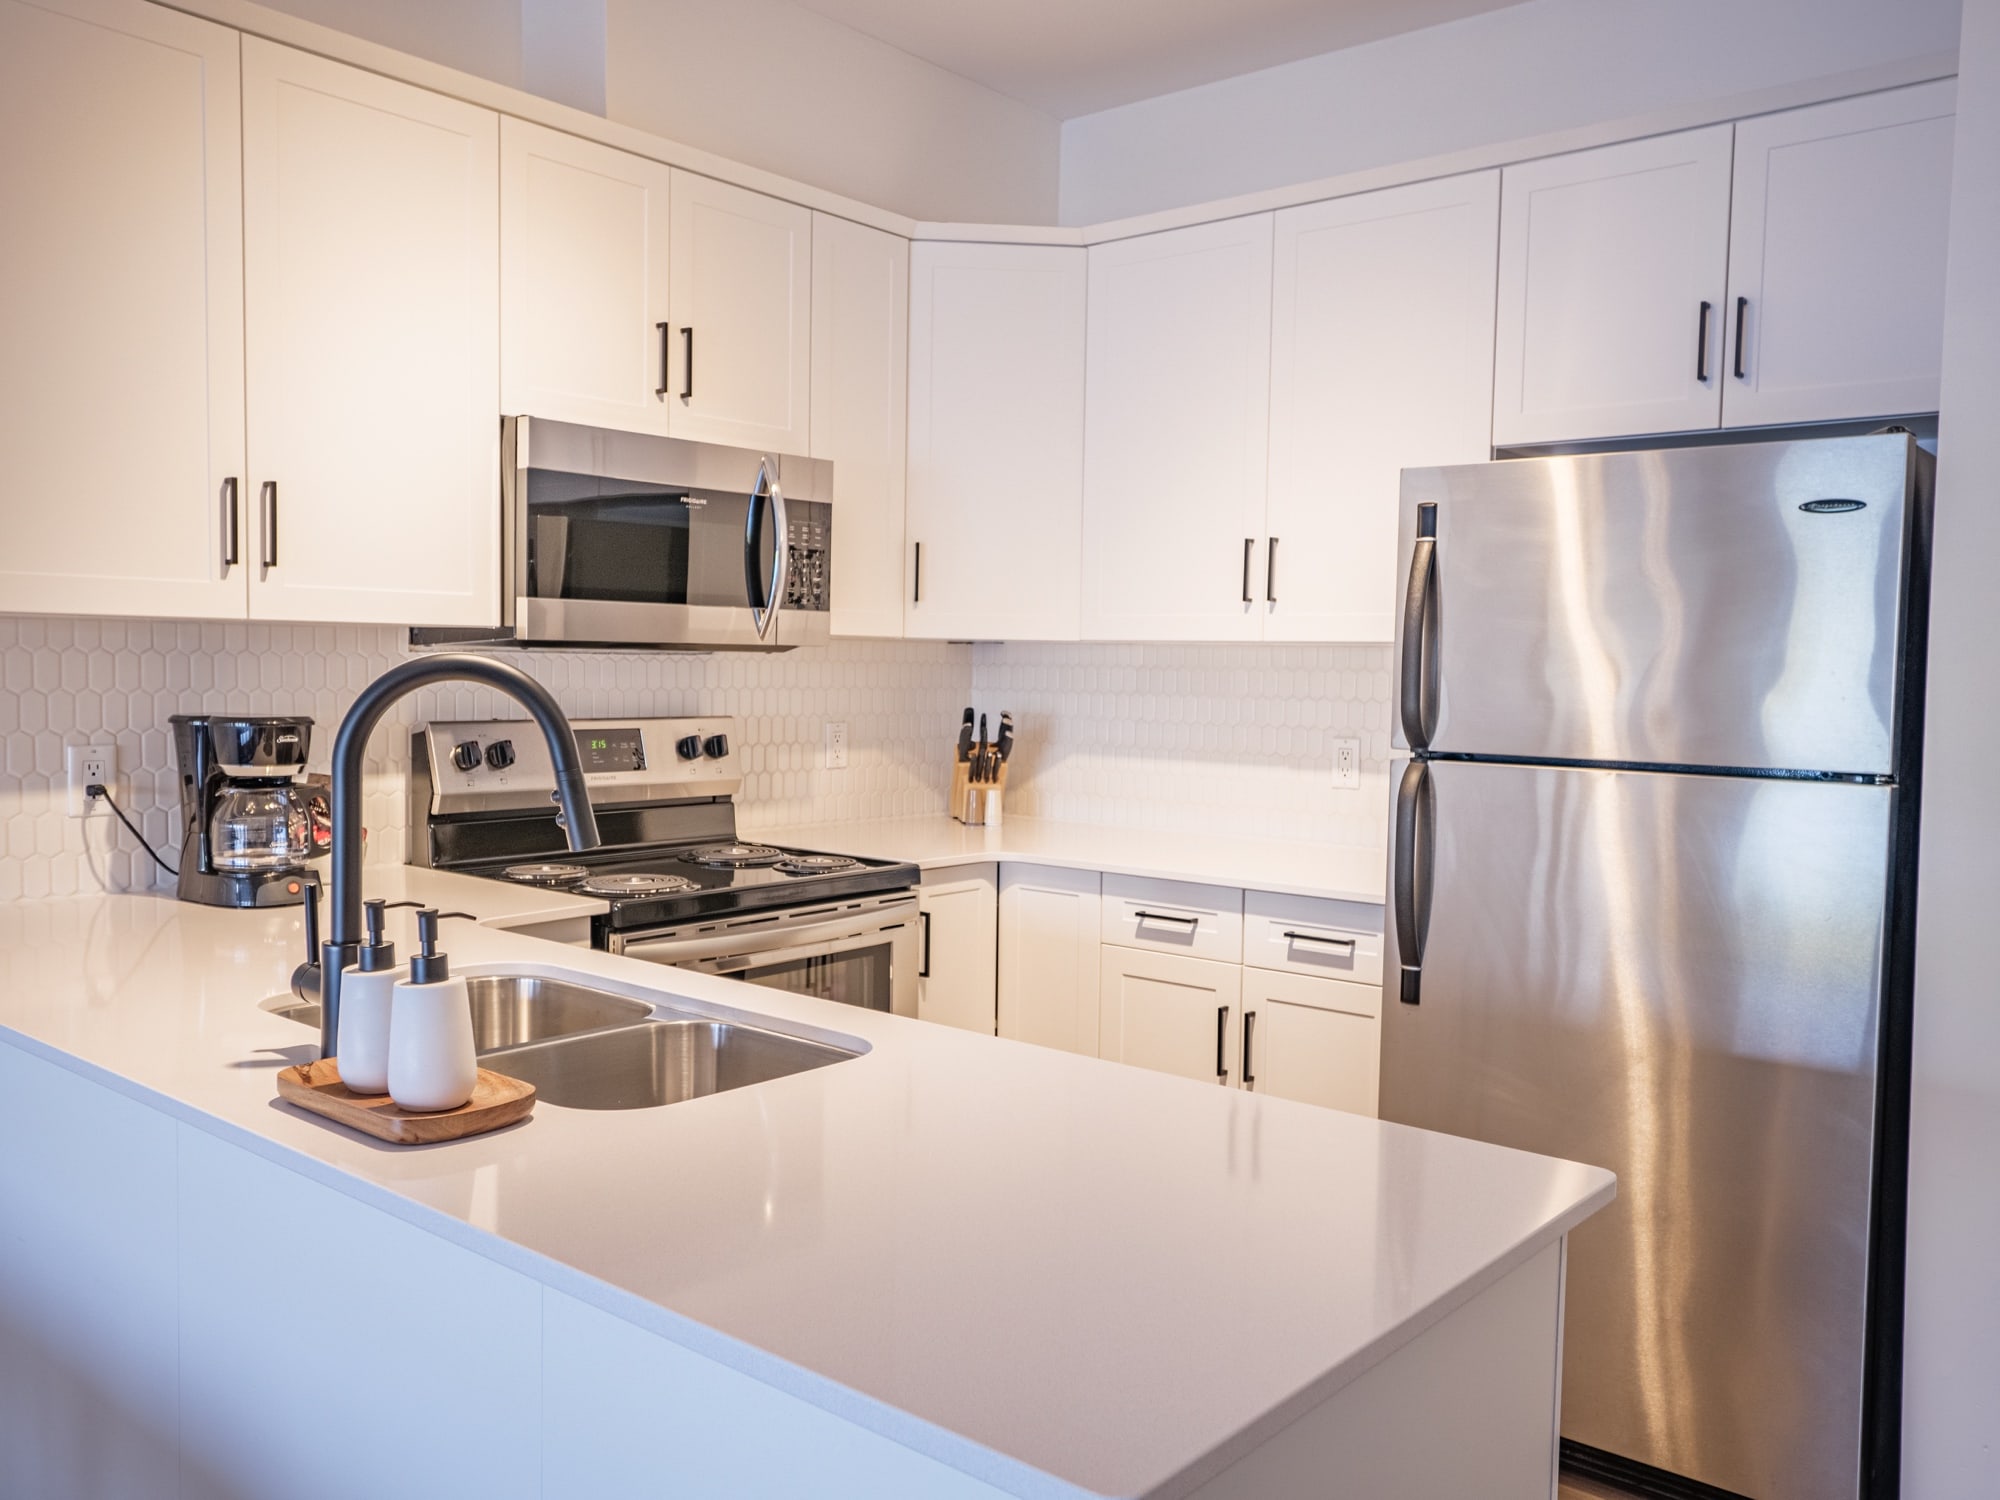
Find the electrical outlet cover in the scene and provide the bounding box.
[67,742,118,817]
[824,722,849,770]
[1332,738,1360,790]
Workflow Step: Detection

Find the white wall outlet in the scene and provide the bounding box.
[824,721,849,770]
[67,742,118,817]
[1332,738,1361,790]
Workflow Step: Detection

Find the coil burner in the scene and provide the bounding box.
[501,862,589,886]
[680,844,785,868]
[575,872,700,898]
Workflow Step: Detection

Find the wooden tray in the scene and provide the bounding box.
[276,1059,535,1145]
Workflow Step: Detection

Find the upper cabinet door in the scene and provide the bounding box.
[0,0,247,619]
[1494,125,1734,446]
[1723,81,1956,430]
[242,39,500,627]
[906,242,1086,641]
[811,213,909,640]
[1081,216,1274,642]
[666,171,811,453]
[1267,172,1499,643]
[500,118,672,435]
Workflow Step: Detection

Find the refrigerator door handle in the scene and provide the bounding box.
[1400,503,1439,749]
[1392,759,1435,1005]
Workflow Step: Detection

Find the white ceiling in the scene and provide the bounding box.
[789,0,1533,118]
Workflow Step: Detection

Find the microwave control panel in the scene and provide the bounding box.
[785,501,831,612]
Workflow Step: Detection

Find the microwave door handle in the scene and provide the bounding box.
[745,458,788,640]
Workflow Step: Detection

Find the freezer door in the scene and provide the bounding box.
[1393,435,1922,774]
[1381,758,1891,1500]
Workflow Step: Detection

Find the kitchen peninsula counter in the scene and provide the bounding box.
[0,885,1608,1499]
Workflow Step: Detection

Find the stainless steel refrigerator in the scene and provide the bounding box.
[1382,434,1931,1500]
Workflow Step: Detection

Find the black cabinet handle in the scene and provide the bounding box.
[1133,909,1199,928]
[1733,297,1749,380]
[912,541,922,604]
[918,910,932,978]
[1399,503,1439,750]
[656,322,671,398]
[1283,930,1357,951]
[1242,1010,1256,1087]
[259,481,278,571]
[1266,537,1278,603]
[681,325,695,400]
[1216,1005,1229,1082]
[1696,300,1713,382]
[1393,759,1436,1005]
[220,477,239,573]
[1242,537,1254,603]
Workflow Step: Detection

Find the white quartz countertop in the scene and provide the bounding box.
[758,815,1387,904]
[0,882,1608,1499]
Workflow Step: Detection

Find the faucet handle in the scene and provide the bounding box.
[301,879,320,964]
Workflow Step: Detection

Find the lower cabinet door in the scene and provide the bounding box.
[917,864,997,1035]
[1098,947,1242,1085]
[1241,969,1380,1115]
[998,865,1101,1054]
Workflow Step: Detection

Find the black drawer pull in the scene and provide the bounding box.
[1283,930,1357,951]
[1134,909,1199,929]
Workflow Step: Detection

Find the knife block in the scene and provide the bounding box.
[951,760,1007,826]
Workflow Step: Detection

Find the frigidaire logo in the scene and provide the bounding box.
[1800,498,1867,514]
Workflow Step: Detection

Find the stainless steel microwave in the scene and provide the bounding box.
[413,416,832,652]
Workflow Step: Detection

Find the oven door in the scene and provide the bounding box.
[611,895,920,1018]
[503,416,831,649]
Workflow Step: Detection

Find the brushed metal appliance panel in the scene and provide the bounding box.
[1393,436,1917,773]
[1381,757,1891,1500]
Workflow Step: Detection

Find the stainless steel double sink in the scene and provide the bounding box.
[271,974,857,1110]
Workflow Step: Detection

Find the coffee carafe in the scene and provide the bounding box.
[169,714,324,907]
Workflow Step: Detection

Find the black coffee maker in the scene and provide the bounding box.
[169,714,322,907]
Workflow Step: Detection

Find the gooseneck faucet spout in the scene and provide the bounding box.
[317,654,601,1059]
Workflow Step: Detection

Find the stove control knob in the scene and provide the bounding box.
[703,733,729,760]
[676,734,703,761]
[484,739,516,771]
[451,739,482,773]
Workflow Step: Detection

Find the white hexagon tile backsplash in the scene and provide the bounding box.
[0,615,1396,900]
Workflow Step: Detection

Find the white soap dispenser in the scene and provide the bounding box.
[387,909,478,1112]
[334,898,403,1095]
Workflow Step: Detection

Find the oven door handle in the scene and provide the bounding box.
[617,908,914,967]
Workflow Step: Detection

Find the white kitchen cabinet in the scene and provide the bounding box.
[241,38,500,627]
[499,118,673,436]
[1081,216,1274,641]
[906,243,1087,641]
[997,864,1100,1053]
[811,213,910,639]
[1723,80,1956,429]
[1267,172,1499,642]
[1240,969,1380,1115]
[666,170,811,454]
[0,0,247,620]
[918,864,997,1034]
[1098,946,1243,1086]
[1494,125,1734,446]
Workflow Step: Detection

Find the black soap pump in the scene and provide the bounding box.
[386,909,477,1112]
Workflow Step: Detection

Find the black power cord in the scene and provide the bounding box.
[86,783,178,876]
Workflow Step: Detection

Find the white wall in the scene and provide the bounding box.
[1903,0,2000,1489]
[1058,0,1964,223]
[255,0,527,90]
[248,0,1060,222]
[603,0,1059,223]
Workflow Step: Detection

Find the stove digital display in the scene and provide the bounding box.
[575,727,646,774]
